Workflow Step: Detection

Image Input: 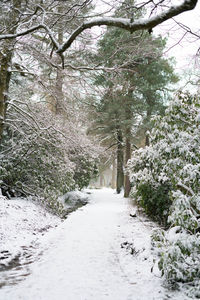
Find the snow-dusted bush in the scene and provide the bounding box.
[58,190,89,215]
[70,153,98,190]
[127,145,172,225]
[127,92,200,290]
[0,100,98,214]
[152,227,200,286]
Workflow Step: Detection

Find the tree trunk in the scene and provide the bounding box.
[0,0,21,142]
[116,128,124,194]
[55,20,64,115]
[100,174,104,187]
[0,46,12,141]
[124,91,132,197]
[55,69,64,114]
[111,155,116,189]
[144,103,152,147]
[145,134,150,146]
[124,135,131,197]
[47,7,65,116]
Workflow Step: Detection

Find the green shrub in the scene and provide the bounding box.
[136,181,172,226]
[128,92,200,295]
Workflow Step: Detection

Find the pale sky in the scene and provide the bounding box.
[154,1,200,71]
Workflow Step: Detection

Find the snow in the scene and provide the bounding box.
[0,189,189,299]
[58,190,89,209]
[0,195,61,287]
[0,195,60,262]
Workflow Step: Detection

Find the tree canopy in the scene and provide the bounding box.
[87,5,178,194]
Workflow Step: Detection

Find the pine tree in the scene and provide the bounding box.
[88,0,178,195]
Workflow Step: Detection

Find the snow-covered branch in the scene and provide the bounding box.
[57,0,198,53]
[0,24,59,50]
[0,0,198,54]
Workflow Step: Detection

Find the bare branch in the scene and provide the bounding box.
[0,24,43,40]
[0,24,59,49]
[172,18,200,39]
[0,0,198,57]
[57,0,198,53]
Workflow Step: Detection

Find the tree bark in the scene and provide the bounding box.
[55,68,64,114]
[100,174,104,187]
[124,134,131,197]
[0,0,21,142]
[111,155,116,189]
[124,90,133,198]
[55,9,65,115]
[0,44,12,141]
[116,88,133,196]
[116,128,124,194]
[145,134,150,146]
[144,100,153,147]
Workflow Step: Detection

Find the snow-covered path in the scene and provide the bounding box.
[0,189,185,300]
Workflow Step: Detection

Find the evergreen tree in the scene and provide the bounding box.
[88,0,178,195]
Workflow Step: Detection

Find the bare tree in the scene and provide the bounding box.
[0,0,93,140]
[0,1,197,53]
[0,0,198,141]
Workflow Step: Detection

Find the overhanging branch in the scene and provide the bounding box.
[0,0,198,55]
[0,24,59,50]
[57,0,198,53]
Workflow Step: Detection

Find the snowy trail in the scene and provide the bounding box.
[0,189,185,300]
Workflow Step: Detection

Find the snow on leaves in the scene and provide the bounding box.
[127,92,200,295]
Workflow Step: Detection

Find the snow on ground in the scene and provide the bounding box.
[0,195,61,288]
[58,190,89,213]
[0,189,190,300]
